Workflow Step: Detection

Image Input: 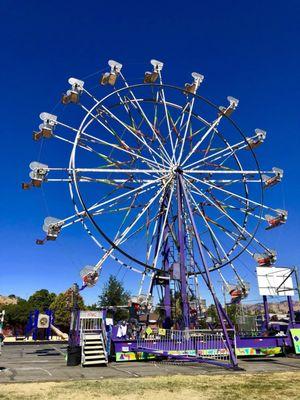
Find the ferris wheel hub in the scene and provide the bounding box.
[171,164,183,174]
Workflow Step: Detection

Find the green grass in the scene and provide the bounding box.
[0,372,299,400]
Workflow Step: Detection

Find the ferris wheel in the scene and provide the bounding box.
[23,59,287,318]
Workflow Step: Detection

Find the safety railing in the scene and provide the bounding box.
[136,329,233,363]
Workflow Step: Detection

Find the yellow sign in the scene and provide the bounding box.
[290,329,300,354]
[158,328,166,336]
[145,327,153,335]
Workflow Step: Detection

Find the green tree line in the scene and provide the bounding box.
[0,275,130,332]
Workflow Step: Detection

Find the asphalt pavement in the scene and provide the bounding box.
[0,343,299,383]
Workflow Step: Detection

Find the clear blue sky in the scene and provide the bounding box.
[1,0,300,305]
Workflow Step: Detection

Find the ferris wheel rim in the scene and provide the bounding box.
[66,82,264,273]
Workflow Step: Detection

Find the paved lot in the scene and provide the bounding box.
[0,343,300,383]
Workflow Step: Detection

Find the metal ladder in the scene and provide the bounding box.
[81,332,108,366]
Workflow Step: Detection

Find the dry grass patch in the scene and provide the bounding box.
[0,371,299,400]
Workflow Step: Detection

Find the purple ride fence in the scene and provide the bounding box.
[136,329,234,363]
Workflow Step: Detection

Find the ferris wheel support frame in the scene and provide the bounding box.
[179,173,238,367]
[162,207,172,321]
[176,173,190,329]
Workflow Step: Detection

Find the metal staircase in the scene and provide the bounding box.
[81,332,108,366]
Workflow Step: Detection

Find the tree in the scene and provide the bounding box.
[85,303,98,311]
[206,304,218,323]
[50,288,85,332]
[28,289,56,312]
[98,275,130,322]
[1,299,32,329]
[226,303,238,326]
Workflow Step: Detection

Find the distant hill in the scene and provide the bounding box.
[244,300,300,315]
[0,295,18,306]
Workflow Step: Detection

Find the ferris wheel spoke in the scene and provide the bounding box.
[177,97,196,164]
[200,129,217,161]
[122,210,163,251]
[54,120,136,167]
[185,169,269,176]
[185,132,259,171]
[188,181,273,260]
[171,102,190,137]
[97,103,171,167]
[211,199,264,221]
[194,201,247,239]
[197,179,261,184]
[79,102,164,171]
[166,101,191,163]
[73,168,167,175]
[146,215,161,264]
[112,191,143,244]
[213,222,273,270]
[186,179,253,249]
[56,115,164,171]
[116,81,171,164]
[111,177,170,245]
[81,102,155,161]
[119,72,173,164]
[94,178,171,268]
[60,176,167,228]
[193,210,225,265]
[88,175,168,213]
[54,134,131,168]
[92,181,164,218]
[187,178,255,240]
[157,72,176,159]
[42,167,164,182]
[192,190,272,255]
[219,226,254,257]
[79,135,162,171]
[80,103,133,151]
[187,187,245,281]
[152,184,175,268]
[79,177,157,185]
[181,104,231,167]
[109,93,168,169]
[183,187,224,267]
[46,178,146,187]
[188,125,208,141]
[80,126,164,169]
[185,172,275,212]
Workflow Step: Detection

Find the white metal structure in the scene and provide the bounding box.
[81,333,108,366]
[24,58,287,307]
[256,266,295,296]
[78,311,108,366]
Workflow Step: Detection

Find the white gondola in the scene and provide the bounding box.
[228,282,249,304]
[100,60,123,86]
[22,161,49,189]
[144,59,164,83]
[80,265,99,287]
[262,167,284,189]
[41,216,64,242]
[62,78,84,105]
[265,209,288,230]
[254,250,277,266]
[246,128,266,150]
[184,72,204,94]
[219,96,239,117]
[33,113,57,141]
